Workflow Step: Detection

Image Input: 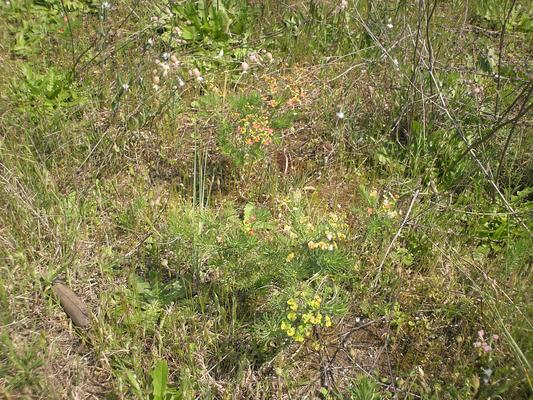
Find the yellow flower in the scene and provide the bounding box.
[286,253,295,262]
[280,321,290,331]
[287,298,298,311]
[318,241,328,250]
[308,241,318,250]
[286,327,295,336]
[309,295,321,310]
[302,313,312,323]
[287,312,297,321]
[325,315,332,328]
[309,313,323,325]
[294,334,305,343]
[312,341,321,351]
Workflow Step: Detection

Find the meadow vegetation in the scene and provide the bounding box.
[0,0,532,398]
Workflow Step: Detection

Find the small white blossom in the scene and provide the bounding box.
[147,38,154,47]
[102,1,111,9]
[266,52,273,62]
[192,68,201,78]
[178,78,185,87]
[122,83,129,91]
[162,52,169,61]
[241,61,249,72]
[249,54,258,63]
[336,111,345,119]
[340,0,348,10]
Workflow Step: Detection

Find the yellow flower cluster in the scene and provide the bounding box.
[279,292,333,345]
[237,114,273,146]
[367,188,400,219]
[306,213,348,252]
[307,240,335,251]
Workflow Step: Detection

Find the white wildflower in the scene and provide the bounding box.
[266,52,273,62]
[336,110,345,119]
[241,61,249,72]
[340,0,348,10]
[122,83,129,91]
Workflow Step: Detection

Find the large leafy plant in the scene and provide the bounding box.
[170,0,252,44]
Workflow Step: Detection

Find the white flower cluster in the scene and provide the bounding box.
[152,53,184,91]
[241,50,274,73]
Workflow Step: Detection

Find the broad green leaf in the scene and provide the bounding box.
[151,360,168,400]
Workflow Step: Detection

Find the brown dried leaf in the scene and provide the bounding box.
[52,281,90,328]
